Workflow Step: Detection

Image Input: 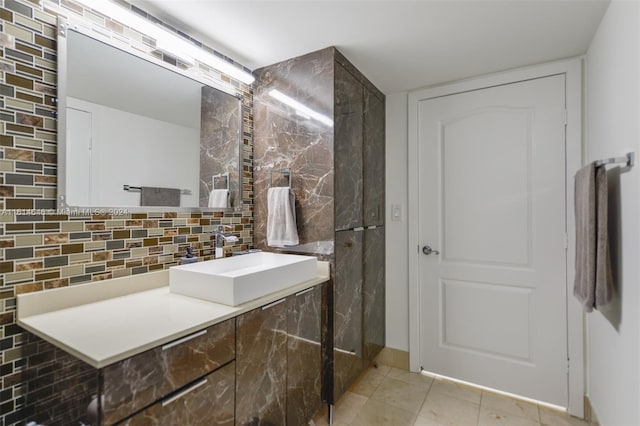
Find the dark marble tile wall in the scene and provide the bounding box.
[253,48,335,253]
[101,319,235,425]
[235,302,288,425]
[200,87,243,209]
[121,361,236,426]
[287,285,323,425]
[0,1,254,424]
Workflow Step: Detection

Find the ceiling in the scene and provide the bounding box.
[68,29,203,128]
[129,0,610,94]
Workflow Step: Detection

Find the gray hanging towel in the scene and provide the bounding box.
[594,165,614,311]
[140,187,180,207]
[573,163,614,312]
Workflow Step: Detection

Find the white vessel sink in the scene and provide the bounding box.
[169,252,317,306]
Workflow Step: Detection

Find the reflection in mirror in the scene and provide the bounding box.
[200,88,242,209]
[59,24,242,211]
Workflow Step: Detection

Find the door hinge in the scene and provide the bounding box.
[563,109,568,126]
[564,233,569,249]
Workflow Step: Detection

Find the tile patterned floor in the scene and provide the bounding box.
[312,366,593,426]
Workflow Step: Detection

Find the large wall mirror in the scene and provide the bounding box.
[57,17,243,212]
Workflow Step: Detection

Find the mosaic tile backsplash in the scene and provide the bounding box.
[0,0,254,424]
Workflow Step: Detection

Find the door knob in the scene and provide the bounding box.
[422,245,440,255]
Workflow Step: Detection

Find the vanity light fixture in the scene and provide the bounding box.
[155,38,196,67]
[269,89,334,127]
[294,110,312,120]
[73,0,255,84]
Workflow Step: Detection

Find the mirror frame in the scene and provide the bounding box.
[56,16,244,213]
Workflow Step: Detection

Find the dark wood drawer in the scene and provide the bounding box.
[101,319,235,425]
[119,361,235,426]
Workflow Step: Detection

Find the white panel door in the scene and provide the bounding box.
[66,107,92,206]
[418,75,568,406]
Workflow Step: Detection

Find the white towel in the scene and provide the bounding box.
[267,187,299,247]
[208,189,229,209]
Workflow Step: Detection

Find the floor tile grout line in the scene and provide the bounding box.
[477,390,484,426]
[319,365,590,426]
[372,373,431,424]
[413,378,432,424]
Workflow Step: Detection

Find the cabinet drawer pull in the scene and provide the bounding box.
[335,347,357,356]
[262,298,286,310]
[161,379,207,407]
[353,227,364,232]
[161,329,207,351]
[295,287,314,297]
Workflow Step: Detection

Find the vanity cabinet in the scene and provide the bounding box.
[332,54,386,403]
[100,319,235,425]
[287,285,323,425]
[335,62,364,231]
[333,230,364,398]
[254,47,386,406]
[120,362,235,426]
[334,64,386,229]
[20,264,329,426]
[363,226,385,362]
[363,87,385,227]
[235,298,288,425]
[235,283,324,426]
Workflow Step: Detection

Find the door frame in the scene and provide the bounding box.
[407,58,584,417]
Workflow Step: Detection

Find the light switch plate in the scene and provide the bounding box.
[391,204,402,221]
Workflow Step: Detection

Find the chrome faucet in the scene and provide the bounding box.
[213,225,234,248]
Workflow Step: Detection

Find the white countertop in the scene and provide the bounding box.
[17,261,329,369]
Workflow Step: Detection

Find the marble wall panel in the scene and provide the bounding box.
[235,302,287,425]
[253,48,335,252]
[200,87,242,209]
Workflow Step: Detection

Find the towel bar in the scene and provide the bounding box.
[595,152,635,168]
[123,185,192,195]
[212,173,230,190]
[270,168,292,188]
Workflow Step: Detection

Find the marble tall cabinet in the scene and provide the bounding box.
[254,47,385,405]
